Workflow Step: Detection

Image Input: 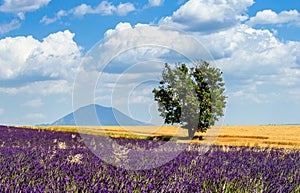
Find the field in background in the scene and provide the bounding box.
[20,125,300,149]
[211,125,300,149]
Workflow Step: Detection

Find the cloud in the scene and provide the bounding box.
[76,22,215,111]
[104,22,133,36]
[0,80,71,95]
[0,0,51,13]
[0,19,21,34]
[71,3,113,17]
[195,24,300,104]
[148,0,165,7]
[0,30,81,81]
[25,30,81,79]
[0,35,39,79]
[97,20,300,107]
[100,22,213,67]
[115,2,135,16]
[160,0,254,33]
[41,1,136,24]
[17,12,25,20]
[0,30,81,96]
[0,108,4,116]
[25,113,45,120]
[230,90,271,104]
[71,1,135,17]
[216,25,299,75]
[40,10,67,24]
[23,98,43,108]
[247,9,300,26]
[287,89,300,101]
[76,22,214,108]
[128,87,154,104]
[195,24,281,62]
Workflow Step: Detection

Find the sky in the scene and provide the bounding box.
[0,0,300,126]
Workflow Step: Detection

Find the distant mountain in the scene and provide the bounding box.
[51,104,147,126]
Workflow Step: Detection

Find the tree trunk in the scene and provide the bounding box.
[188,128,195,139]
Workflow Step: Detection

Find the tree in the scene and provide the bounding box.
[152,61,227,138]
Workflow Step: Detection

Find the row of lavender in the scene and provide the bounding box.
[0,126,299,192]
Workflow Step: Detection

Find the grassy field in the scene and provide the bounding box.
[212,125,300,148]
[19,125,300,149]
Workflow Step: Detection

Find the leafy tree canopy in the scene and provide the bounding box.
[152,61,227,138]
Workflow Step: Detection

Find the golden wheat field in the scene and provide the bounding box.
[22,125,300,149]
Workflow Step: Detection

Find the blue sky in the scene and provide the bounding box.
[0,0,299,126]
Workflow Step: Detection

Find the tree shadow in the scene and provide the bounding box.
[146,135,204,141]
[176,136,203,140]
[146,136,172,141]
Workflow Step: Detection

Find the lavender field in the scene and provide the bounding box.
[0,126,299,192]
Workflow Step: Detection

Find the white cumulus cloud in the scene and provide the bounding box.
[116,2,135,16]
[25,30,81,79]
[0,0,51,13]
[247,9,300,26]
[99,22,212,68]
[160,0,254,33]
[0,35,39,79]
[0,30,81,80]
[196,24,300,104]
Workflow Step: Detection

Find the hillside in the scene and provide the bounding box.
[51,104,147,126]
